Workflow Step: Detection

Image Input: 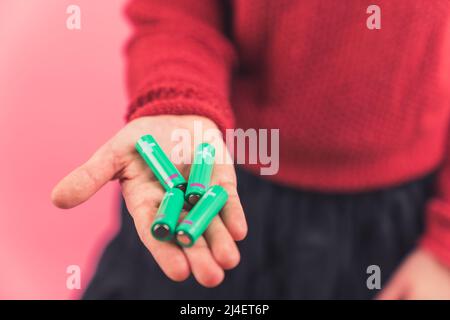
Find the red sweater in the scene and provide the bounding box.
[125,0,450,266]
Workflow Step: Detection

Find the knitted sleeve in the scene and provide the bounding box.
[124,0,236,132]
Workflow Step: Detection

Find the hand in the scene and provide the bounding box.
[377,248,450,300]
[51,115,247,287]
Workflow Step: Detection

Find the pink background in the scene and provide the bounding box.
[0,0,129,299]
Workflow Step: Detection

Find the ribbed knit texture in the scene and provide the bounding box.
[125,0,450,266]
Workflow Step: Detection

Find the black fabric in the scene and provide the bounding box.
[83,168,435,300]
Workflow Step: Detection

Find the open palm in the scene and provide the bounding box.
[51,115,247,287]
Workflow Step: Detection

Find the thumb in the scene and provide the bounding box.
[51,140,124,209]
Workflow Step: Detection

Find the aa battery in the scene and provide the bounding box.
[151,188,185,241]
[176,185,228,247]
[136,135,187,191]
[185,143,215,205]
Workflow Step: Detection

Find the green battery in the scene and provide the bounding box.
[185,143,215,205]
[176,185,228,247]
[136,135,187,191]
[151,188,185,241]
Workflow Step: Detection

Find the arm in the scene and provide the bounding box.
[379,137,450,299]
[420,159,450,266]
[52,0,247,288]
[125,0,236,132]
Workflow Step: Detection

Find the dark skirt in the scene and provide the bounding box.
[83,168,434,299]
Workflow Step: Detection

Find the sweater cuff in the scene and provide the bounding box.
[420,199,450,268]
[126,79,234,134]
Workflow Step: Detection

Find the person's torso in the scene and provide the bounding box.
[230,0,450,190]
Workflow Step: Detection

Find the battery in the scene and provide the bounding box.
[176,185,228,247]
[136,135,187,191]
[151,188,185,241]
[185,143,215,205]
